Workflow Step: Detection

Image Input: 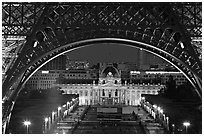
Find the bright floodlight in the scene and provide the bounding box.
[23,121,31,126]
[141,97,145,100]
[183,122,190,127]
[33,41,38,47]
[153,105,157,108]
[157,106,161,111]
[45,117,49,122]
[58,106,61,111]
[160,109,163,113]
[72,98,75,101]
[180,42,185,49]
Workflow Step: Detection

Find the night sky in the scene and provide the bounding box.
[65,43,142,65]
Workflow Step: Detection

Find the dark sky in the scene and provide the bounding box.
[66,43,141,64]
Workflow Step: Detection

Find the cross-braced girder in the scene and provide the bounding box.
[2,2,202,38]
[2,2,202,133]
[2,36,26,83]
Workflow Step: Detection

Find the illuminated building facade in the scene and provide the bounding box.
[57,65,164,106]
[25,64,187,106]
[130,71,188,87]
[25,69,93,90]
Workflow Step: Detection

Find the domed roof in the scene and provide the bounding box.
[107,72,113,77]
[101,66,120,78]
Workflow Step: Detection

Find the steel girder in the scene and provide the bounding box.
[2,2,202,37]
[2,2,45,36]
[2,2,202,133]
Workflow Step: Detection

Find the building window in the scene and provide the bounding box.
[102,90,105,96]
[80,91,83,96]
[90,91,93,96]
[109,92,111,98]
[85,91,88,96]
[115,89,118,96]
[85,99,88,105]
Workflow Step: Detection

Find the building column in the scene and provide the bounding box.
[98,89,100,105]
[118,89,120,104]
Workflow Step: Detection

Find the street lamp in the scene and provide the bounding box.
[62,104,66,108]
[23,120,31,134]
[157,106,161,111]
[157,107,163,118]
[153,104,157,109]
[166,116,169,131]
[44,117,49,132]
[72,98,75,104]
[58,106,62,117]
[183,122,190,134]
[52,112,56,123]
[172,124,175,134]
[141,97,145,101]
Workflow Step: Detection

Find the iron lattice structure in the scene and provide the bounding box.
[2,2,202,133]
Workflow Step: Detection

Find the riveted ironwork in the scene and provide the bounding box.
[2,2,202,133]
[2,2,45,35]
[172,2,202,38]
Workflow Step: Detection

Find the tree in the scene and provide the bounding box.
[164,75,176,98]
[176,82,196,100]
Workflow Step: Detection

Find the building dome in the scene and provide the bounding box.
[101,66,120,78]
[107,72,113,77]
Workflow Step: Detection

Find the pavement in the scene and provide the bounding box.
[51,105,166,134]
[9,95,76,134]
[144,95,202,133]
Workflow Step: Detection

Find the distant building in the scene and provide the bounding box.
[40,54,67,70]
[130,71,188,87]
[66,59,89,70]
[25,70,59,90]
[25,69,94,90]
[139,49,168,70]
[25,62,188,106]
[56,64,164,106]
[118,62,139,71]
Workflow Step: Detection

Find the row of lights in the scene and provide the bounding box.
[141,97,191,134]
[43,98,77,133]
[22,98,77,134]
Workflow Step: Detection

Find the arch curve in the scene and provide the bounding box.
[2,3,202,134]
[15,38,201,100]
[3,33,202,105]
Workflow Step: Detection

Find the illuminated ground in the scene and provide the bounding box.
[9,90,77,134]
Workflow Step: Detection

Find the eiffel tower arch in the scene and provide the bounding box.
[2,2,202,133]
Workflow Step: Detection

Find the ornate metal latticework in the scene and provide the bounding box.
[2,36,26,82]
[2,2,202,133]
[2,3,45,35]
[172,3,202,38]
